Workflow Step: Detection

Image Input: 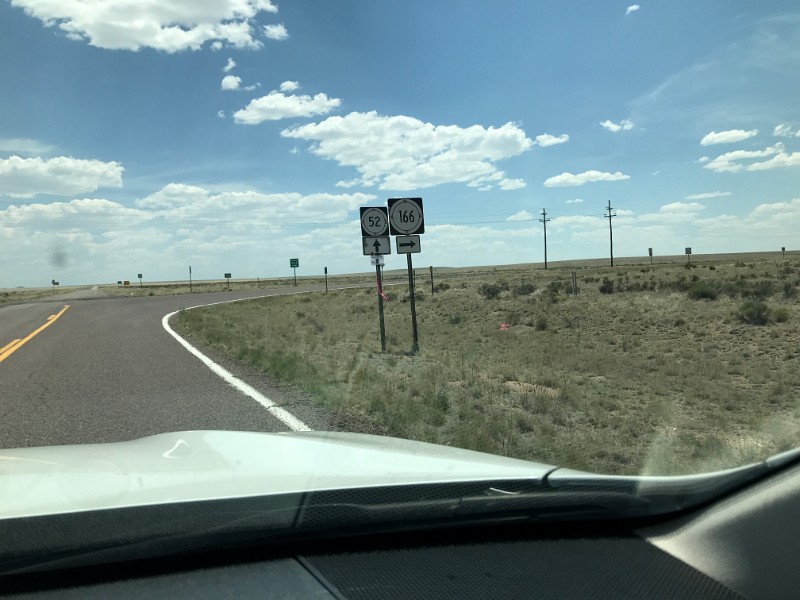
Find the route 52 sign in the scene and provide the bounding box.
[360,206,389,237]
[388,197,424,235]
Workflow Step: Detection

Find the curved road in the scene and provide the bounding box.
[0,286,331,449]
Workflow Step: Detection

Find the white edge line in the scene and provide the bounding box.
[162,291,313,432]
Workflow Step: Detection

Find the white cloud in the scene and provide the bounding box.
[704,142,800,173]
[217,110,226,119]
[685,191,731,200]
[221,75,242,90]
[773,124,793,137]
[280,80,299,92]
[0,156,123,198]
[696,156,710,163]
[1,198,150,227]
[8,0,279,52]
[534,133,569,147]
[543,170,630,187]
[499,178,526,190]
[600,119,634,132]
[136,183,375,225]
[565,198,583,204]
[281,111,533,191]
[223,58,236,73]
[234,90,341,123]
[507,210,533,222]
[660,202,705,213]
[700,129,758,145]
[0,138,54,156]
[626,5,640,16]
[264,23,288,41]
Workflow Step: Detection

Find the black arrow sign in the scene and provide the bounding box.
[372,239,382,251]
[399,240,416,249]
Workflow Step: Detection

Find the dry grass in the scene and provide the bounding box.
[176,255,800,475]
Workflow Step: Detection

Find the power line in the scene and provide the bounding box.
[604,200,617,267]
[539,208,551,269]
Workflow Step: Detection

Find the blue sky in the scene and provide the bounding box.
[1,0,799,287]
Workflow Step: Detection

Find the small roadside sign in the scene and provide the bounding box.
[388,197,424,235]
[371,255,385,267]
[685,248,692,255]
[360,206,389,237]
[396,235,421,254]
[363,236,391,255]
[224,272,232,278]
[290,258,299,268]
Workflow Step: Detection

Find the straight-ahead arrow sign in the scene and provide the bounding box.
[395,235,421,254]
[362,236,391,255]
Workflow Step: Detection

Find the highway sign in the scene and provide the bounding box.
[396,235,421,254]
[685,247,692,255]
[371,255,385,266]
[388,197,424,235]
[290,258,299,268]
[363,236,391,255]
[360,206,389,237]
[224,272,232,278]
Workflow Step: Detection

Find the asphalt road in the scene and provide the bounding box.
[0,286,334,449]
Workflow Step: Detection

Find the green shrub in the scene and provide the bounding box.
[782,282,797,299]
[534,316,547,331]
[751,280,774,300]
[512,282,536,297]
[447,314,464,325]
[478,282,503,300]
[599,278,614,294]
[687,281,718,300]
[738,301,771,325]
[773,307,790,323]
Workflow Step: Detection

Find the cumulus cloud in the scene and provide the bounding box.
[534,133,569,147]
[626,5,641,15]
[264,23,288,40]
[0,156,123,198]
[281,111,533,191]
[565,198,583,204]
[223,58,236,72]
[700,129,758,145]
[773,124,793,137]
[507,210,533,221]
[280,80,299,92]
[1,198,150,227]
[499,178,526,190]
[600,119,634,132]
[8,0,278,52]
[704,142,800,173]
[685,191,731,200]
[234,89,341,123]
[221,75,242,90]
[543,170,630,187]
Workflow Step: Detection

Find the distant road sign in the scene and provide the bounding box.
[224,272,232,278]
[290,258,299,268]
[396,235,421,254]
[371,255,385,267]
[360,206,389,237]
[685,248,692,255]
[363,236,391,255]
[388,197,424,235]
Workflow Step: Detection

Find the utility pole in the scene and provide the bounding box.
[605,200,617,267]
[539,208,551,269]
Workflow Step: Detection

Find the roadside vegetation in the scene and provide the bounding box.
[176,256,800,476]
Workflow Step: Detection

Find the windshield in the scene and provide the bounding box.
[1,0,799,497]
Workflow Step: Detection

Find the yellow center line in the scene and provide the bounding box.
[0,305,70,364]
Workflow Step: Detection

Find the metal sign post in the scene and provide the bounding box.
[290,258,299,286]
[648,247,653,265]
[372,255,387,352]
[138,273,143,289]
[360,206,391,352]
[389,198,424,354]
[224,272,232,289]
[782,246,786,259]
[324,266,328,293]
[189,266,192,293]
[685,247,692,265]
[429,266,434,295]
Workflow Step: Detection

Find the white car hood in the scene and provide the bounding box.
[0,430,554,519]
